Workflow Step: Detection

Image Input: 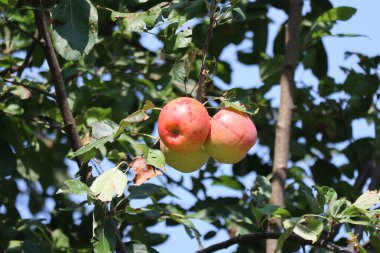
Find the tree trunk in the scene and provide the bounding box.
[266,1,303,252]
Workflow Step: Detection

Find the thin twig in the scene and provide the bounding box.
[4,79,56,99]
[198,232,353,253]
[196,0,217,102]
[0,110,63,131]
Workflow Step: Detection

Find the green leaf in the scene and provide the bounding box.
[316,7,357,24]
[173,59,189,83]
[125,241,159,253]
[136,144,166,171]
[313,185,337,208]
[52,229,70,249]
[221,88,259,115]
[57,179,94,197]
[327,198,350,218]
[353,190,380,210]
[163,23,193,53]
[259,55,284,85]
[212,175,245,190]
[50,0,98,61]
[232,7,246,22]
[113,7,162,32]
[114,110,149,138]
[90,167,128,202]
[91,120,118,140]
[128,183,177,200]
[292,217,323,243]
[276,218,300,252]
[9,86,31,100]
[0,0,17,8]
[94,219,116,253]
[69,135,114,158]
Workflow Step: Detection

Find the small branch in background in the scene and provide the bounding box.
[198,232,353,253]
[0,110,63,131]
[4,79,56,99]
[196,0,217,102]
[164,174,202,202]
[266,0,303,252]
[17,31,39,77]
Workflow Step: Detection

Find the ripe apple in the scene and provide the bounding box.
[160,141,209,173]
[158,97,210,153]
[204,108,257,164]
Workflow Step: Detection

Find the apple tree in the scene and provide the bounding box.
[1,0,380,253]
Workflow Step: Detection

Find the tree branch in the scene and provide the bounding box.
[198,232,353,253]
[196,0,217,102]
[267,1,303,252]
[32,0,82,153]
[32,2,128,253]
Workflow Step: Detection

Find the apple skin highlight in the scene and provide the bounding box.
[204,108,257,164]
[160,141,209,173]
[158,97,210,154]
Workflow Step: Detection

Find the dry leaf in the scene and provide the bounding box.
[130,156,163,186]
[81,132,91,146]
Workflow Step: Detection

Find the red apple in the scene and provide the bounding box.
[158,97,210,153]
[160,141,209,173]
[204,108,257,164]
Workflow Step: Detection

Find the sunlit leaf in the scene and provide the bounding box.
[90,167,128,202]
[353,190,380,210]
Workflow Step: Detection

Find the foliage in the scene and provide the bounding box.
[1,0,380,253]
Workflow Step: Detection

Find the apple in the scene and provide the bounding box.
[204,108,257,164]
[160,141,209,173]
[158,97,210,153]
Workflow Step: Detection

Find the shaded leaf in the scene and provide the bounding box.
[70,135,114,158]
[128,183,177,200]
[94,219,116,253]
[57,179,94,197]
[276,218,300,252]
[50,0,98,61]
[212,175,245,190]
[221,88,259,115]
[316,7,357,24]
[125,241,159,253]
[9,86,31,100]
[91,120,118,140]
[114,110,149,138]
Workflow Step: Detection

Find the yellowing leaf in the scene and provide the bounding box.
[90,167,128,202]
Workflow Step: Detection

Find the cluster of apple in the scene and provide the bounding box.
[158,97,257,173]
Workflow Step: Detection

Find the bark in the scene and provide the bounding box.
[266,1,303,252]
